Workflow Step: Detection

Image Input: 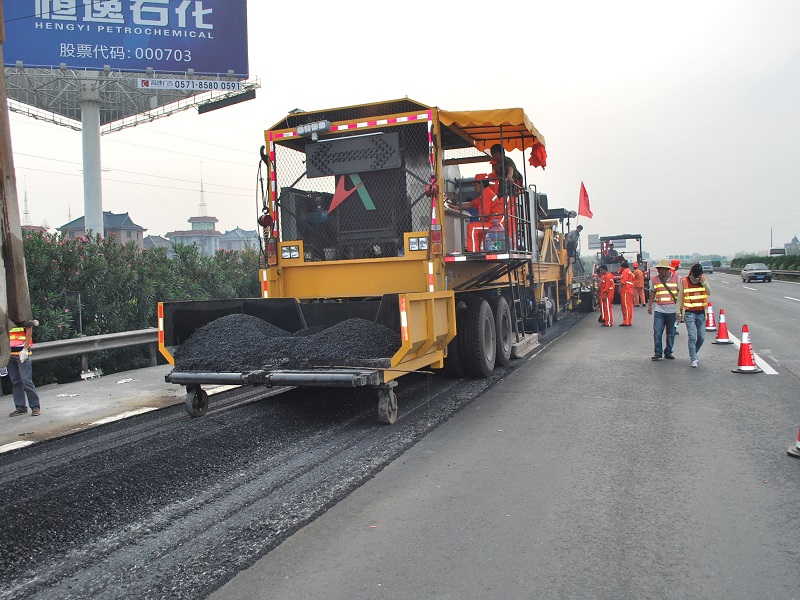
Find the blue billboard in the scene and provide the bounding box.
[3,1,249,77]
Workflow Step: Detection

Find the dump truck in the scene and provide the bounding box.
[593,234,649,303]
[158,98,586,423]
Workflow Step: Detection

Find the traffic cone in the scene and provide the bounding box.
[712,309,733,344]
[788,426,800,459]
[705,301,717,331]
[732,325,762,373]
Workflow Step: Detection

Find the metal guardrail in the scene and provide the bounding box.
[29,329,159,371]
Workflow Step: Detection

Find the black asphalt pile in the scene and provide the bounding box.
[173,314,401,373]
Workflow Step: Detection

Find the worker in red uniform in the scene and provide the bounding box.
[597,265,615,326]
[632,262,646,307]
[618,260,634,326]
[449,174,504,252]
[453,173,505,252]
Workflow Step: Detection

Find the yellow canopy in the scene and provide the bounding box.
[438,108,545,152]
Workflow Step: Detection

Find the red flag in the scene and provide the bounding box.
[578,182,593,218]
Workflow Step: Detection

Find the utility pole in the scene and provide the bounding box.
[0,0,34,366]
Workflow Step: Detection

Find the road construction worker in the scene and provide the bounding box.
[619,260,634,326]
[450,174,504,252]
[676,263,712,368]
[632,262,646,306]
[597,265,615,326]
[490,144,522,200]
[670,259,681,336]
[647,259,679,360]
[565,225,582,260]
[7,322,41,417]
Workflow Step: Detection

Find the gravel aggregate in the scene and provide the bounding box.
[174,314,401,373]
[0,313,583,599]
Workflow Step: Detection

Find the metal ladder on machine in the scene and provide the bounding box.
[507,261,529,341]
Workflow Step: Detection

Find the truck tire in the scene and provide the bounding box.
[462,297,496,378]
[488,295,512,368]
[442,301,467,378]
[579,290,595,313]
[546,285,559,323]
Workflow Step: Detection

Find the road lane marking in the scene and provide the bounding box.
[720,280,729,285]
[207,384,240,396]
[90,406,160,425]
[726,332,778,374]
[0,440,36,454]
[784,296,800,302]
[743,286,758,291]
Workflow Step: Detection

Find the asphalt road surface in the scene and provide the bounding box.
[3,286,800,599]
[0,313,580,600]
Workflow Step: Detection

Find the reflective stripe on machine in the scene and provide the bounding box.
[157,303,164,345]
[399,296,409,342]
[259,269,269,299]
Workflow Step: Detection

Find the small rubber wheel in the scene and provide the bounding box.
[377,388,398,425]
[185,387,209,418]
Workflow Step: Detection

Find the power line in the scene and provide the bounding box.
[15,166,251,198]
[14,152,251,191]
[10,116,258,167]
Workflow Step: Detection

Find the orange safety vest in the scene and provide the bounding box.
[9,327,32,352]
[681,277,708,311]
[653,272,679,305]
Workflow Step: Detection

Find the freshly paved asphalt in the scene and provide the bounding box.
[212,302,800,600]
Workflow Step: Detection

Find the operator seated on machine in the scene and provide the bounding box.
[603,242,621,262]
[448,174,505,252]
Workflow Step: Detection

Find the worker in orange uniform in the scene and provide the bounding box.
[449,174,504,252]
[597,265,615,326]
[618,260,635,326]
[632,262,646,307]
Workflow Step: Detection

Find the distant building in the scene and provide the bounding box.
[143,235,176,258]
[165,215,221,257]
[785,235,800,255]
[220,227,259,251]
[59,211,146,247]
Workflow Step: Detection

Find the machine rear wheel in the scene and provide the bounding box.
[377,388,398,424]
[462,297,496,378]
[185,387,208,418]
[488,296,512,367]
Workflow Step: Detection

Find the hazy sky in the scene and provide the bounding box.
[7,0,800,260]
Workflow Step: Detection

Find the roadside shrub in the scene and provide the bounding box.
[22,231,264,384]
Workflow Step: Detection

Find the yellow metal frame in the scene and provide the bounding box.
[384,291,456,382]
[157,301,175,366]
[270,239,445,299]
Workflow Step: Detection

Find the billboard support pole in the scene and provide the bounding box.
[0,0,33,366]
[81,73,104,237]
